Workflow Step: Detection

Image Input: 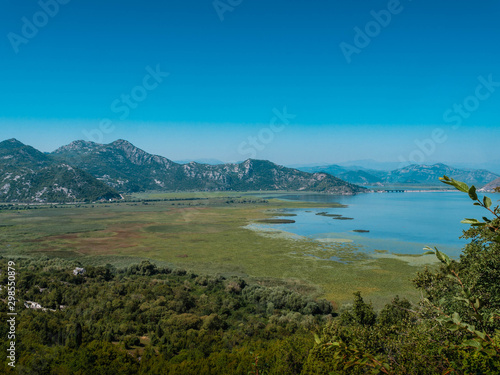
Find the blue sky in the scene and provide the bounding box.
[1,0,499,166]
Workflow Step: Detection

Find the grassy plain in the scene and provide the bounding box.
[0,192,438,309]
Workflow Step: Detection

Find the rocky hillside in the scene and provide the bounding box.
[0,139,120,203]
[479,177,500,192]
[52,140,366,194]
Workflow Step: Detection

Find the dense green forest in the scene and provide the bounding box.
[1,179,499,374]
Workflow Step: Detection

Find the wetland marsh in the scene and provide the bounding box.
[0,191,450,308]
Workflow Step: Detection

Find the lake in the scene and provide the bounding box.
[257,191,498,257]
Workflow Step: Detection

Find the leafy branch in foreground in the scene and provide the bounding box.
[423,176,500,361]
[439,175,500,242]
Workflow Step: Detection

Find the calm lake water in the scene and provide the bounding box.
[257,192,499,257]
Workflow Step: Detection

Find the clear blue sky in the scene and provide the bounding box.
[1,0,499,166]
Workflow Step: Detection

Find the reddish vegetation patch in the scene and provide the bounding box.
[176,254,189,258]
[29,223,150,256]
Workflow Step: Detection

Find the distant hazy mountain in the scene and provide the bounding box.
[298,165,384,185]
[440,160,500,176]
[336,159,407,171]
[0,139,120,203]
[478,161,500,175]
[339,159,500,178]
[298,163,499,186]
[384,163,499,185]
[478,177,500,192]
[298,164,347,176]
[338,170,384,185]
[52,140,366,195]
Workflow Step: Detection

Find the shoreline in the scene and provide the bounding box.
[244,222,440,267]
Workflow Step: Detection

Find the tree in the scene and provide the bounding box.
[416,176,500,368]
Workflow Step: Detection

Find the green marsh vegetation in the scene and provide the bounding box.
[1,182,498,373]
[0,193,428,305]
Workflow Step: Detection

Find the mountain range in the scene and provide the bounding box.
[0,139,365,203]
[3,138,498,203]
[298,163,499,187]
[292,159,500,175]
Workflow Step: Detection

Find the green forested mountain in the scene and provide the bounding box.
[0,138,365,202]
[0,139,120,203]
[51,139,366,194]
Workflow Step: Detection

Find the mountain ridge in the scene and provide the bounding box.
[51,139,366,195]
[0,139,366,202]
[6,138,496,203]
[298,163,499,187]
